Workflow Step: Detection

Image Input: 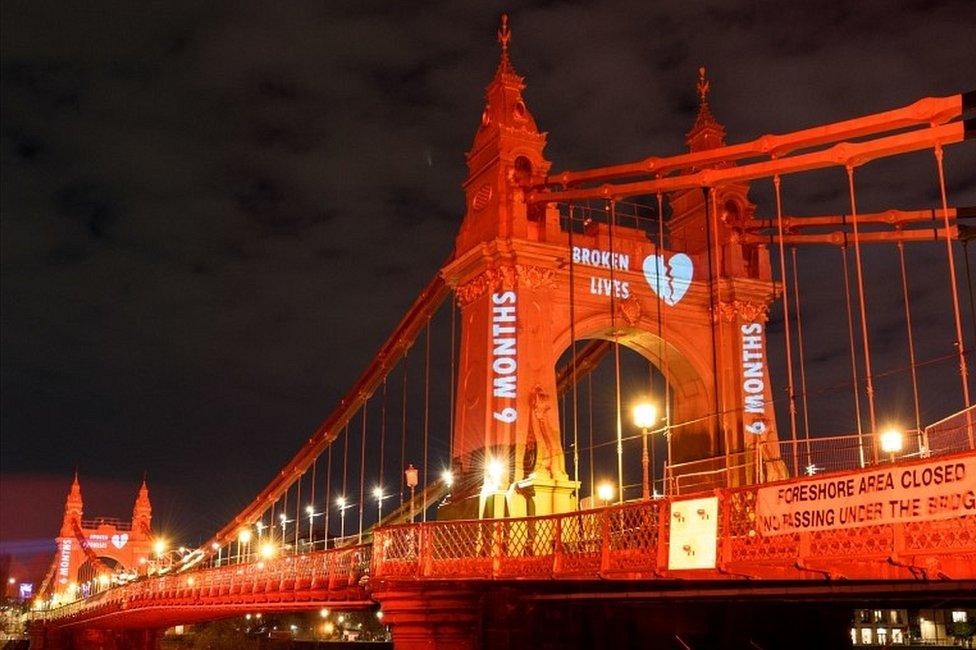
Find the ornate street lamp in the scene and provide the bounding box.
[405,465,419,523]
[632,401,658,500]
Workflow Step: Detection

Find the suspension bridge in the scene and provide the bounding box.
[28,16,976,650]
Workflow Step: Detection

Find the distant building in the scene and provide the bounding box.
[851,608,975,647]
[36,473,154,603]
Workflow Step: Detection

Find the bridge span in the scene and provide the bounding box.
[26,13,976,650]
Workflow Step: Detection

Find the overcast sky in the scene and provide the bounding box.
[2,1,975,577]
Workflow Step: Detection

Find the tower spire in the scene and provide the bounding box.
[60,472,83,537]
[132,475,152,538]
[687,65,726,152]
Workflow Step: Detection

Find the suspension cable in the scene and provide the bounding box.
[846,166,879,462]
[357,402,367,543]
[706,188,729,479]
[588,373,595,499]
[790,246,812,469]
[772,175,800,476]
[963,238,976,351]
[294,471,301,550]
[609,199,624,503]
[380,378,387,504]
[657,191,672,494]
[932,145,973,449]
[342,423,349,509]
[309,457,316,545]
[324,443,332,548]
[568,203,580,504]
[896,239,923,440]
[449,299,457,462]
[400,350,408,505]
[422,317,431,521]
[839,243,866,468]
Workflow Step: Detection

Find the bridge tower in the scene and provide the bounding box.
[441,24,786,519]
[41,474,155,603]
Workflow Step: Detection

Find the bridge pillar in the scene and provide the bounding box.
[373,583,482,649]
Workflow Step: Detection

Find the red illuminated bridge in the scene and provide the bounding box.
[29,15,976,650]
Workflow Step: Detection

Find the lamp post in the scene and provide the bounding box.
[336,496,348,540]
[405,465,419,523]
[633,402,658,500]
[879,427,904,463]
[238,528,252,563]
[278,513,290,553]
[373,486,387,524]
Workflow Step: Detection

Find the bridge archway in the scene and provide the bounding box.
[552,312,716,468]
[77,556,123,584]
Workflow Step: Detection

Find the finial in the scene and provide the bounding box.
[697,66,710,105]
[498,14,511,54]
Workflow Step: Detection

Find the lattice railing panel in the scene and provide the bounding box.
[496,517,556,578]
[903,515,976,553]
[605,502,660,574]
[556,511,602,576]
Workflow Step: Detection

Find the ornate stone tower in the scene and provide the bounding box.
[441,16,575,520]
[42,475,156,600]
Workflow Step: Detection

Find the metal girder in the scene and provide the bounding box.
[530,121,970,205]
[545,92,968,187]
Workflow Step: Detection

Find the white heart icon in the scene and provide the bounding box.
[642,253,693,306]
[111,533,128,549]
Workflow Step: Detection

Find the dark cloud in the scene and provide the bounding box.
[2,0,975,578]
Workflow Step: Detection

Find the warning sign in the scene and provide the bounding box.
[756,456,976,535]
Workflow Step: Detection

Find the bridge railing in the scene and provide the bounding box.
[31,544,372,623]
[374,450,976,581]
[373,499,670,580]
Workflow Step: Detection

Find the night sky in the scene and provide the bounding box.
[2,2,975,581]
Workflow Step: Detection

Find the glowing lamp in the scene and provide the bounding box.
[336,496,347,509]
[319,608,330,618]
[486,458,505,487]
[596,481,615,505]
[405,464,419,489]
[441,469,454,488]
[153,539,167,556]
[632,402,658,429]
[238,529,252,544]
[879,428,904,454]
[259,542,276,559]
[210,542,220,551]
[372,486,384,501]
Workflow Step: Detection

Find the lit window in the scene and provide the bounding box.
[877,628,887,645]
[889,610,899,624]
[952,611,968,623]
[850,628,858,645]
[891,628,904,644]
[873,610,882,622]
[861,628,872,644]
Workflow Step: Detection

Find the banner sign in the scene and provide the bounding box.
[757,456,976,535]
